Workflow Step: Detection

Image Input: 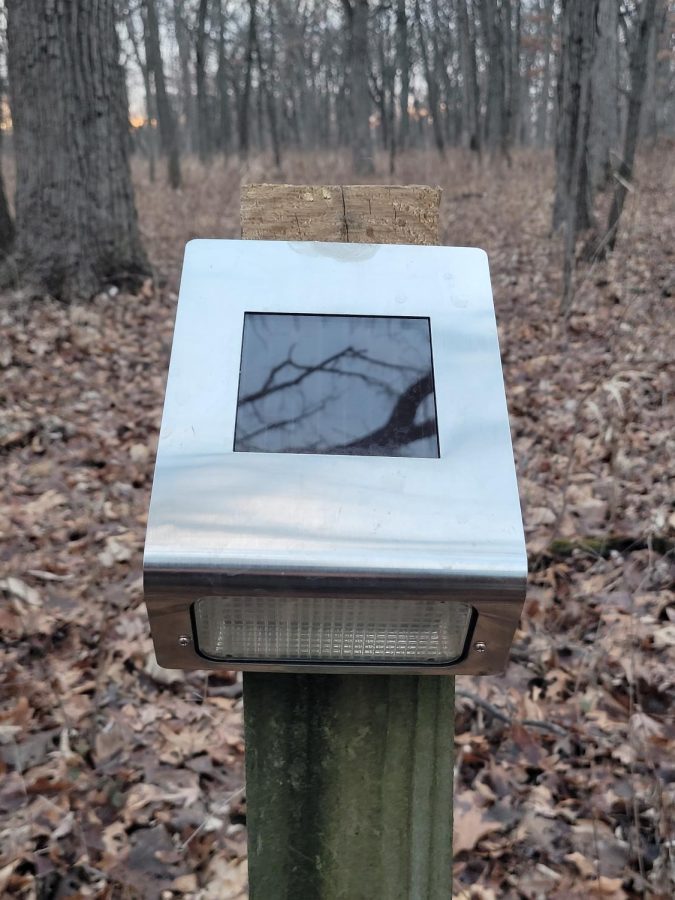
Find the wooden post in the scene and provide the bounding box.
[240,183,454,900]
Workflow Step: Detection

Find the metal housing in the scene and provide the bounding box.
[143,240,526,674]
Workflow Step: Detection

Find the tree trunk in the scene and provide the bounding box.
[479,0,507,156]
[552,0,599,234]
[432,0,456,146]
[252,0,282,169]
[0,80,15,254]
[641,5,657,141]
[555,0,600,314]
[373,17,389,153]
[649,0,670,138]
[174,0,197,154]
[6,0,148,300]
[589,0,620,189]
[238,0,256,159]
[126,9,157,183]
[216,0,232,153]
[458,0,482,155]
[396,0,410,152]
[254,68,266,151]
[196,0,212,163]
[604,0,658,254]
[535,0,555,147]
[502,0,513,155]
[0,125,14,254]
[508,0,522,149]
[387,60,397,174]
[144,0,182,188]
[415,0,445,157]
[342,0,375,175]
[519,12,536,144]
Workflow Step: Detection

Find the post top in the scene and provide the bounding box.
[144,239,526,674]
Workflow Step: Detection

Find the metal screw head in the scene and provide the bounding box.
[178,634,192,647]
[474,641,487,653]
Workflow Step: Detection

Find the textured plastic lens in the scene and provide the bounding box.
[193,596,471,664]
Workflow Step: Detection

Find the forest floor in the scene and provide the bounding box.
[0,147,674,899]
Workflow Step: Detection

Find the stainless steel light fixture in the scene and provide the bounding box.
[143,240,526,674]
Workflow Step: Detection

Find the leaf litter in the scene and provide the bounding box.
[1,149,673,898]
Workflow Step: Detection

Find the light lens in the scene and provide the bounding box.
[192,596,472,665]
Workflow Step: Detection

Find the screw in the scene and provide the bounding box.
[474,641,487,653]
[178,634,192,647]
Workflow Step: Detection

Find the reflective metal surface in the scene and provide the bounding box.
[143,240,527,674]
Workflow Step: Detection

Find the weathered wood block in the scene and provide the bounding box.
[241,183,441,245]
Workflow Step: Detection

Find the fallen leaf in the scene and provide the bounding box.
[653,623,675,650]
[0,577,41,607]
[565,850,596,878]
[453,790,505,854]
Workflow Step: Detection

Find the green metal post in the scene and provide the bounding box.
[244,674,454,900]
[244,673,454,900]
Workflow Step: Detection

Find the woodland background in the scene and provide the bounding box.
[0,0,674,898]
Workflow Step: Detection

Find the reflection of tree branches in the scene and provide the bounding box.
[238,397,333,450]
[241,347,353,405]
[346,348,422,375]
[239,346,419,406]
[235,344,437,457]
[330,371,436,456]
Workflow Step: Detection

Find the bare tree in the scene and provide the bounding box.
[535,0,555,147]
[342,0,375,175]
[395,0,410,153]
[458,0,482,154]
[252,0,282,168]
[479,0,509,156]
[174,0,198,154]
[0,141,13,256]
[603,0,659,254]
[431,0,459,147]
[505,0,522,148]
[642,0,671,139]
[553,0,600,315]
[117,0,595,164]
[215,0,233,153]
[195,0,212,162]
[589,0,620,189]
[144,0,182,187]
[6,0,148,299]
[238,0,256,159]
[414,0,445,156]
[0,82,14,255]
[0,37,12,256]
[553,0,599,235]
[126,8,157,183]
